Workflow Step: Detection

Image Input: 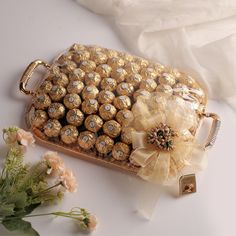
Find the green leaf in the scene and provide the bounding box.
[0,203,15,216]
[2,218,39,236]
[8,192,27,208]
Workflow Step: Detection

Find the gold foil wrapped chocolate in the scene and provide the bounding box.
[33,93,51,110]
[159,72,176,86]
[78,131,96,150]
[111,68,127,83]
[103,120,121,138]
[133,89,150,101]
[103,48,118,58]
[107,57,125,68]
[82,85,99,100]
[112,142,130,161]
[67,80,84,94]
[113,95,131,110]
[95,64,112,77]
[97,90,115,104]
[81,99,99,114]
[156,84,173,95]
[84,72,101,86]
[52,73,69,87]
[116,109,134,127]
[30,109,48,128]
[66,109,84,126]
[95,135,114,154]
[99,104,117,120]
[60,60,77,74]
[48,103,65,119]
[121,127,135,145]
[63,93,82,109]
[116,82,134,96]
[79,60,96,73]
[84,115,103,132]
[60,125,78,144]
[140,79,157,92]
[124,62,140,74]
[126,74,142,87]
[100,78,117,91]
[90,51,108,65]
[44,119,62,137]
[72,50,90,64]
[140,67,158,80]
[69,68,85,81]
[38,80,53,93]
[49,85,67,101]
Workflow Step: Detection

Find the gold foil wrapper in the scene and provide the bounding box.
[124,62,140,74]
[116,82,134,96]
[48,103,65,119]
[60,125,78,144]
[49,85,67,101]
[133,89,150,101]
[30,109,48,128]
[78,131,96,150]
[113,95,131,110]
[140,79,157,92]
[90,51,108,65]
[112,142,130,161]
[81,85,99,100]
[66,109,84,126]
[126,73,142,87]
[44,119,62,137]
[97,90,115,104]
[84,72,101,86]
[67,80,84,94]
[99,104,117,120]
[69,68,85,81]
[103,120,121,138]
[84,115,103,132]
[60,60,77,74]
[79,60,96,73]
[107,57,125,68]
[95,135,114,154]
[156,84,173,95]
[72,50,90,64]
[95,64,112,77]
[52,73,69,87]
[38,80,53,93]
[111,68,127,83]
[116,109,134,127]
[140,67,158,80]
[100,77,117,91]
[121,127,135,145]
[63,93,82,109]
[159,72,176,86]
[33,93,51,110]
[81,99,99,114]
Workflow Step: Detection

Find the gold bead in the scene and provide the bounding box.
[140,67,158,80]
[133,89,150,101]
[107,57,125,68]
[111,68,127,83]
[66,109,84,127]
[116,82,134,96]
[48,103,65,119]
[103,120,121,138]
[126,73,142,87]
[81,99,99,114]
[72,50,90,64]
[90,51,108,65]
[60,125,78,144]
[156,84,173,95]
[84,72,101,86]
[112,142,130,161]
[159,73,176,86]
[33,93,51,110]
[67,80,84,94]
[97,90,115,104]
[44,119,62,137]
[63,94,81,109]
[69,68,86,81]
[113,96,131,110]
[116,109,134,126]
[95,135,114,154]
[99,104,117,120]
[49,85,67,101]
[81,85,99,100]
[78,131,96,150]
[38,80,53,93]
[84,115,103,132]
[30,109,48,128]
[95,64,112,77]
[79,60,96,73]
[121,127,135,145]
[139,79,157,92]
[124,62,140,74]
[100,77,117,91]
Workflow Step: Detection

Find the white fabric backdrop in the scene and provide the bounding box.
[76,0,236,110]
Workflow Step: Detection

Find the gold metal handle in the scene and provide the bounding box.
[19,60,50,95]
[202,112,221,149]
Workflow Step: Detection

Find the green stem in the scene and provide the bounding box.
[32,182,62,199]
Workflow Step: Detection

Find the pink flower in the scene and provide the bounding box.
[43,151,65,175]
[88,215,98,231]
[60,169,77,193]
[17,129,35,146]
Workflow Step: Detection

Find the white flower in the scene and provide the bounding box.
[60,169,77,193]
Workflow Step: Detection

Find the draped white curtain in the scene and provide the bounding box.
[76,0,236,110]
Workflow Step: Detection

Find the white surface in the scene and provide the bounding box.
[0,1,235,236]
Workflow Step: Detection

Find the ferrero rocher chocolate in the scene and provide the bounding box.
[140,67,158,80]
[81,85,99,100]
[97,90,115,104]
[100,78,117,91]
[103,120,121,138]
[116,82,134,96]
[79,60,96,73]
[52,73,69,87]
[60,125,78,144]
[84,115,103,132]
[84,72,101,86]
[49,85,67,101]
[107,57,125,68]
[78,131,96,150]
[149,63,165,75]
[72,50,90,64]
[124,62,140,74]
[90,51,108,65]
[119,52,133,62]
[99,104,117,120]
[95,135,114,154]
[38,80,53,93]
[140,79,157,92]
[69,43,86,52]
[177,74,197,88]
[103,48,118,58]
[95,64,112,77]
[33,93,51,110]
[156,84,173,95]
[112,142,130,161]
[113,95,131,110]
[63,93,81,109]
[67,80,84,94]
[60,60,77,74]
[66,109,84,126]
[81,99,99,114]
[44,119,62,137]
[126,74,142,87]
[159,73,176,86]
[116,109,134,126]
[48,103,65,119]
[133,89,150,101]
[121,127,135,145]
[30,109,48,128]
[69,68,85,81]
[134,57,149,68]
[111,68,127,83]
